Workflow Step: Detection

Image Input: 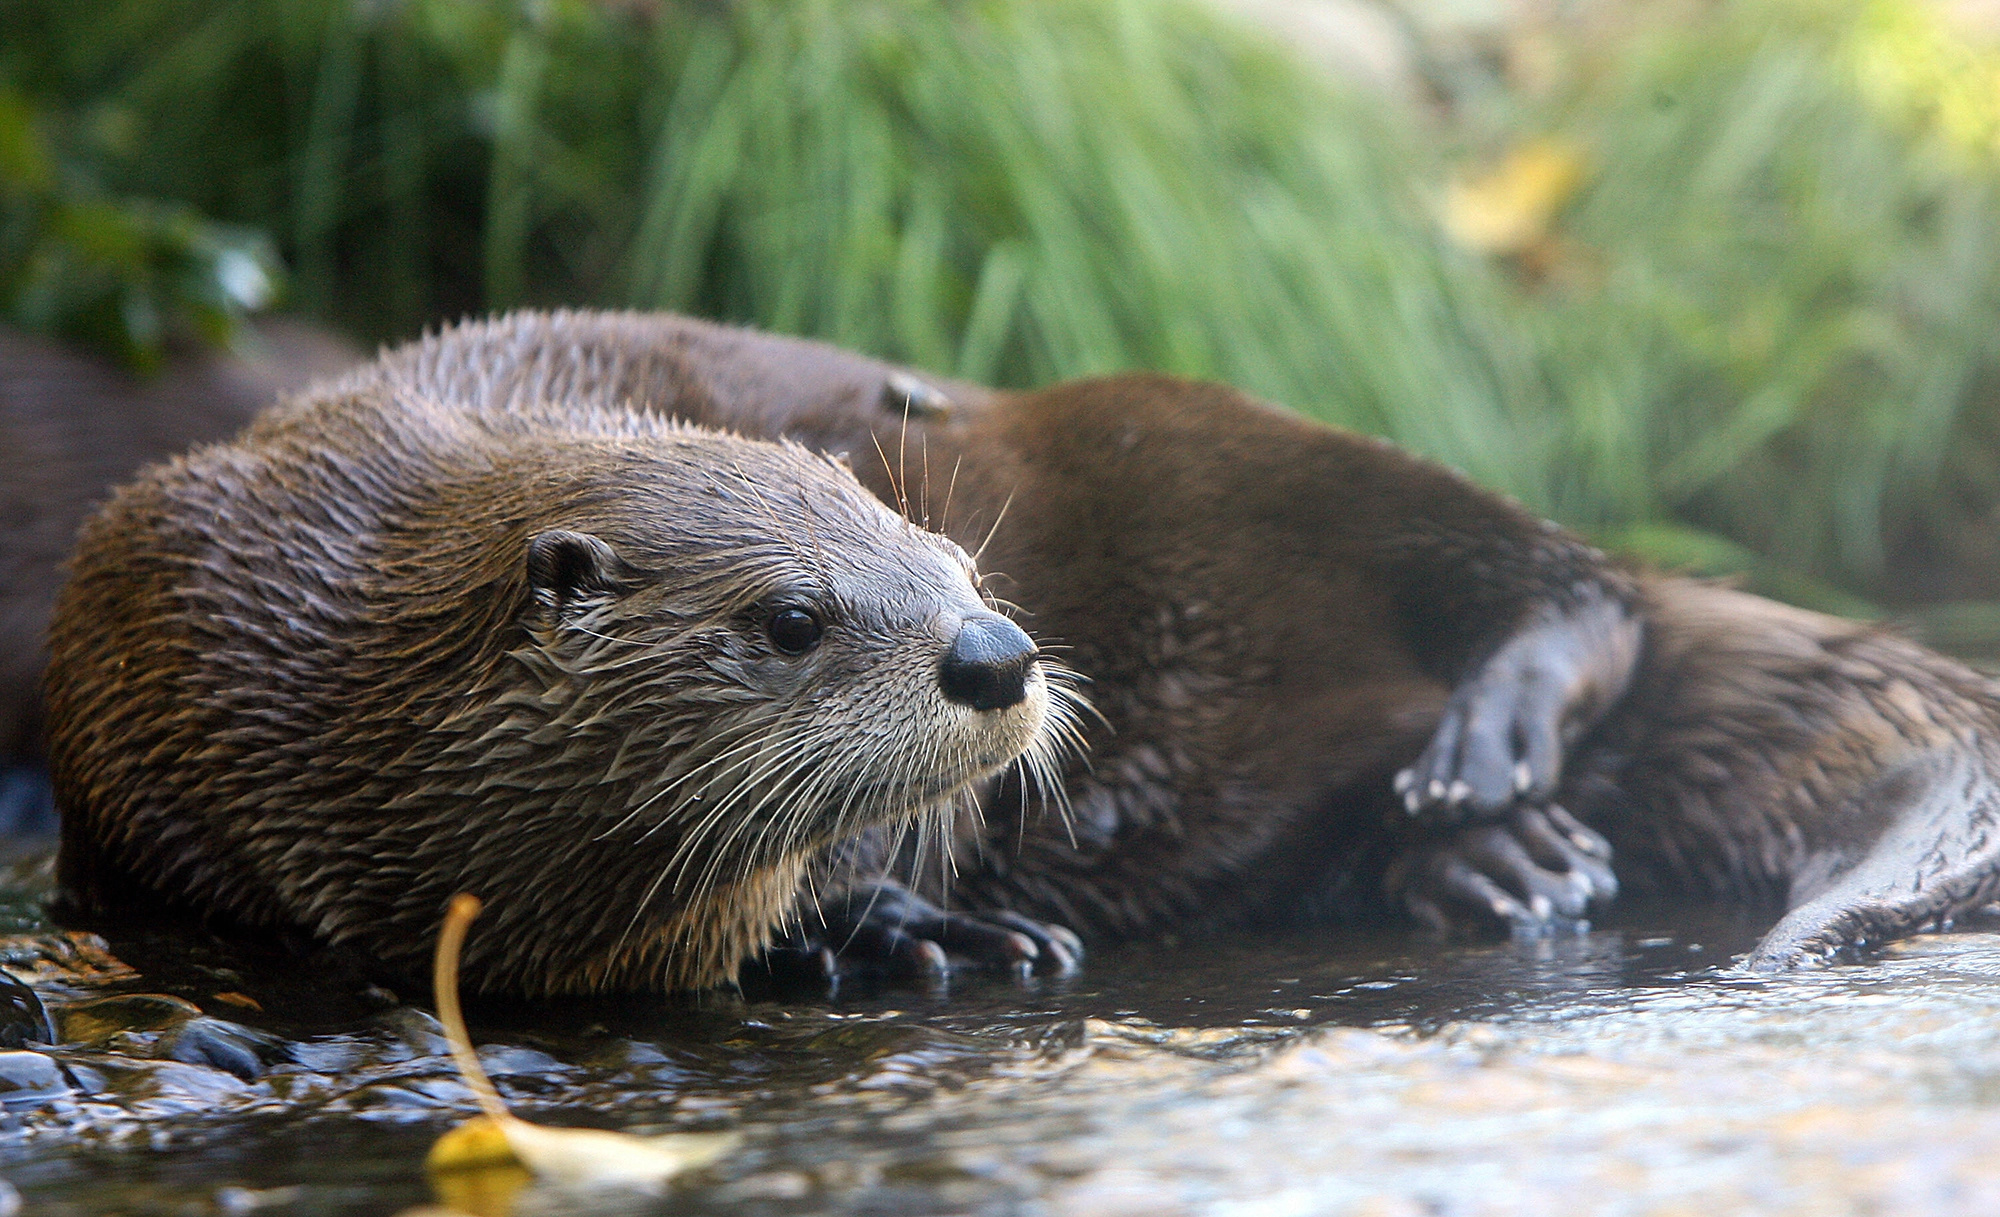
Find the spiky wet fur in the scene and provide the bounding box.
[47,380,1064,996]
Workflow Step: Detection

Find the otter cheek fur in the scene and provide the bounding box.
[45,388,1066,997]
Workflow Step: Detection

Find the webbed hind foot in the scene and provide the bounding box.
[1745,751,2000,970]
[1389,804,1618,937]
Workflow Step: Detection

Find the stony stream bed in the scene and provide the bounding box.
[4,846,2000,1217]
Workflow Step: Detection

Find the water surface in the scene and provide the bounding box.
[3,849,1998,1217]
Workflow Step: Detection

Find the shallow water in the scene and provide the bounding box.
[4,846,2000,1217]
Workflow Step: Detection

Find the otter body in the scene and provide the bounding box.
[352,312,2000,968]
[46,371,1069,995]
[51,309,2000,988]
[1,321,358,763]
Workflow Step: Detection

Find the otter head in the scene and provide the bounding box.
[451,429,1079,993]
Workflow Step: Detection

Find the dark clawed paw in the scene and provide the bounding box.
[1395,653,1567,826]
[758,882,1082,990]
[980,910,1085,975]
[756,943,842,989]
[1396,595,1638,826]
[1390,805,1617,938]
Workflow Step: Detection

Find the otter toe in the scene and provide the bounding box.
[1388,806,1618,938]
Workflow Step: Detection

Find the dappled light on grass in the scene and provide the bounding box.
[19,0,2000,609]
[1441,138,1587,259]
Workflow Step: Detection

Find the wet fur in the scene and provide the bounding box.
[47,373,1064,995]
[1,321,359,761]
[336,311,2000,964]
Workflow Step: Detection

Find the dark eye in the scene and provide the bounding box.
[767,606,823,654]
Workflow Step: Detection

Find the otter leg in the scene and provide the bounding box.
[767,880,1082,981]
[1747,750,2000,969]
[1388,805,1619,936]
[1396,589,1641,824]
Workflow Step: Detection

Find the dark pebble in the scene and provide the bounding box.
[0,972,51,1048]
[161,1016,291,1081]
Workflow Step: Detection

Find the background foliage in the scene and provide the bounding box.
[5,0,2000,630]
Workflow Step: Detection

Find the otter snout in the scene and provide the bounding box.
[939,612,1039,711]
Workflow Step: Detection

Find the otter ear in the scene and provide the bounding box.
[527,530,634,618]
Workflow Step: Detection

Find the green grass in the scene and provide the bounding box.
[1517,0,2000,599]
[6,0,2000,620]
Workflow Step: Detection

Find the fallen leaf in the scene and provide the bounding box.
[422,894,739,1213]
[1442,137,1587,255]
[424,1115,532,1217]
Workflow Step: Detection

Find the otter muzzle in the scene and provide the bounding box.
[939,612,1038,711]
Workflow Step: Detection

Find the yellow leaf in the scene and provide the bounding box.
[425,1116,532,1217]
[492,1119,738,1191]
[420,894,741,1213]
[426,1114,521,1174]
[1442,138,1587,255]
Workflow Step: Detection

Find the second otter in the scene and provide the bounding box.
[351,312,2000,973]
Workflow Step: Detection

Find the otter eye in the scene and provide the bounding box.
[767,606,823,654]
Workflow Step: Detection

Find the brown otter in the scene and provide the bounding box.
[338,311,2000,972]
[44,374,1082,995]
[50,309,2000,989]
[2,320,360,765]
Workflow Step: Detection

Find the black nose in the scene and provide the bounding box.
[939,613,1038,711]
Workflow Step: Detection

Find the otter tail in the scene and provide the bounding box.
[1583,577,2000,966]
[1746,746,2000,968]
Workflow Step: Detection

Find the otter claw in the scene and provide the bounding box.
[769,881,1082,987]
[1399,592,1639,825]
[988,910,1083,974]
[1387,805,1619,938]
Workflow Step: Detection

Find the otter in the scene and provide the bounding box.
[50,309,2000,990]
[44,376,1081,995]
[2,320,360,766]
[342,311,2000,972]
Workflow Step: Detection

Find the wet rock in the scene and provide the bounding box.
[56,992,203,1044]
[0,971,51,1047]
[0,1050,67,1104]
[477,1045,565,1077]
[160,1016,291,1081]
[372,1007,454,1059]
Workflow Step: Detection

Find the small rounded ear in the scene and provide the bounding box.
[880,371,953,420]
[527,530,634,617]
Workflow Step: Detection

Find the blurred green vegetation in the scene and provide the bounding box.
[4,0,2000,627]
[1510,0,2000,610]
[0,84,282,373]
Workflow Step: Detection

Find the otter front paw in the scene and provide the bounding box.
[758,882,1082,987]
[1396,593,1639,824]
[1388,805,1618,937]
